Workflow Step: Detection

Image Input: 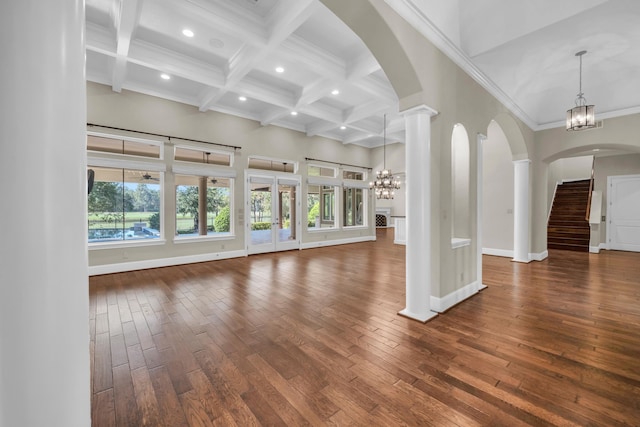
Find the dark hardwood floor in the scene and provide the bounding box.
[90,229,640,426]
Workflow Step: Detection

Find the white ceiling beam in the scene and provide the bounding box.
[346,52,381,81]
[127,40,225,87]
[352,76,397,103]
[260,107,290,126]
[280,36,346,79]
[86,23,117,56]
[298,104,343,125]
[199,0,317,112]
[112,0,143,92]
[181,0,267,46]
[232,78,295,110]
[343,101,391,124]
[295,78,336,108]
[343,133,375,145]
[306,120,339,137]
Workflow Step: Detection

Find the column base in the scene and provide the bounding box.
[398,308,438,323]
[511,257,532,263]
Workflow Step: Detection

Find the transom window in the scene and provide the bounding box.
[174,146,232,166]
[308,165,336,178]
[343,170,365,180]
[248,157,295,173]
[87,134,161,159]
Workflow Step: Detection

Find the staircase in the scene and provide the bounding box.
[547,179,591,252]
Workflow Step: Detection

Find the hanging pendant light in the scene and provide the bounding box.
[369,114,401,199]
[566,50,595,131]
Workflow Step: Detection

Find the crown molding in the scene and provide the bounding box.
[384,0,538,131]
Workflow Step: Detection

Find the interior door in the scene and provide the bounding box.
[247,174,300,254]
[607,175,640,252]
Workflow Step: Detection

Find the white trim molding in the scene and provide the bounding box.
[482,247,547,262]
[482,248,513,258]
[300,235,375,249]
[430,281,480,313]
[89,249,246,276]
[529,251,548,262]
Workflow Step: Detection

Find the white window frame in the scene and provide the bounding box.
[173,172,235,243]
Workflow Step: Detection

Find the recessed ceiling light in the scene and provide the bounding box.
[290,111,298,116]
[182,29,194,38]
[593,148,600,152]
[331,89,340,95]
[160,73,171,80]
[275,66,285,73]
[238,96,247,102]
[340,125,346,130]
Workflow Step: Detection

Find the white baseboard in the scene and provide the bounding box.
[530,250,548,261]
[89,249,246,276]
[482,248,513,258]
[482,248,547,262]
[589,245,600,253]
[300,235,375,249]
[430,281,479,313]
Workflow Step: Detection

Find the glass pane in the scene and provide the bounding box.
[307,185,335,229]
[343,187,364,227]
[278,183,296,242]
[87,135,161,158]
[87,167,161,242]
[123,170,161,240]
[343,170,364,180]
[175,175,232,238]
[308,165,335,177]
[174,147,231,166]
[250,182,272,245]
[248,157,294,172]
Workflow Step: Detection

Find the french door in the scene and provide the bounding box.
[247,174,300,254]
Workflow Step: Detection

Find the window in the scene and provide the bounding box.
[174,146,232,166]
[343,187,365,227]
[307,185,337,229]
[175,174,232,238]
[87,167,162,242]
[308,165,336,177]
[343,170,364,180]
[248,156,295,172]
[87,134,161,158]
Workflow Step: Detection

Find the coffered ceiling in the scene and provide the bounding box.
[85,0,640,146]
[85,0,400,148]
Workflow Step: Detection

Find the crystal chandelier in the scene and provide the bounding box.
[370,114,401,199]
[566,50,595,131]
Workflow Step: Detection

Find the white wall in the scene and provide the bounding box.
[482,121,514,253]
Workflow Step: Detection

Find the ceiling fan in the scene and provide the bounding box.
[140,172,160,182]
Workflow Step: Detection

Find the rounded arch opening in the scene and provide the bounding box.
[492,113,529,161]
[452,123,470,238]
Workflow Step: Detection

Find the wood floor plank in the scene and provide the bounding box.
[130,367,162,426]
[112,363,141,427]
[90,229,640,425]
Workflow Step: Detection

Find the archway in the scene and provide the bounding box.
[481,115,531,262]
